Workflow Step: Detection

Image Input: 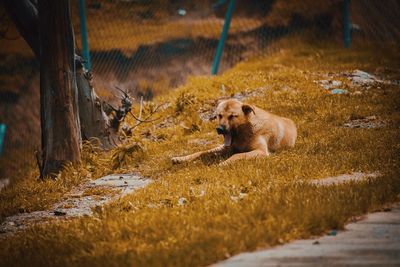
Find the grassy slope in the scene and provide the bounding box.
[85,17,261,53]
[1,39,400,266]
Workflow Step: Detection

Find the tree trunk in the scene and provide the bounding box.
[3,0,121,151]
[75,59,119,148]
[38,0,81,177]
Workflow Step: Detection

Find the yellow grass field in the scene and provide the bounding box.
[0,38,399,266]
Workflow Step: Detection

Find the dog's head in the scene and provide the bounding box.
[215,99,255,146]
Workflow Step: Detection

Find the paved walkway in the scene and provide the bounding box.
[0,174,150,237]
[214,202,400,267]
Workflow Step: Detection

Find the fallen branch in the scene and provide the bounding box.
[130,102,168,126]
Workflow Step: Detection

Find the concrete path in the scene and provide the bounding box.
[214,202,400,267]
[0,174,151,237]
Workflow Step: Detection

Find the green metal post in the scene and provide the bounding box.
[211,0,235,75]
[78,0,91,70]
[0,124,6,155]
[343,0,351,48]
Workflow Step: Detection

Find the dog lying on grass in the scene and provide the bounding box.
[172,98,297,165]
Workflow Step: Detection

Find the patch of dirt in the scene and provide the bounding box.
[343,115,386,129]
[314,70,400,94]
[310,172,380,186]
[314,79,343,90]
[0,174,151,237]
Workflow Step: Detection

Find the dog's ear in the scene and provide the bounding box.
[242,104,255,115]
[215,98,227,107]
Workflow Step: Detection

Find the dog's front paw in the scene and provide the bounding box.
[171,156,187,164]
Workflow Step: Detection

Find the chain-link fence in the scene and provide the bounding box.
[0,0,399,178]
[72,0,400,102]
[75,0,334,101]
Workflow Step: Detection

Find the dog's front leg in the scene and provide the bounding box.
[220,149,268,166]
[172,145,229,164]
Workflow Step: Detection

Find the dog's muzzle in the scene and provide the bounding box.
[216,125,227,135]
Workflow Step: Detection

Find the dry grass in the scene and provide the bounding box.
[83,17,262,54]
[0,143,113,220]
[1,39,400,266]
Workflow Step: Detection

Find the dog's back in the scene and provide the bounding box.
[250,106,297,152]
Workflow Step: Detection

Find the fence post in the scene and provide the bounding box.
[343,0,351,48]
[211,0,235,75]
[0,124,6,156]
[78,0,91,70]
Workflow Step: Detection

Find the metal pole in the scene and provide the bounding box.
[0,124,6,155]
[343,0,351,48]
[211,0,235,75]
[78,0,91,70]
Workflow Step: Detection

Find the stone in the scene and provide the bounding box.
[330,89,348,94]
[178,197,188,206]
[347,70,379,86]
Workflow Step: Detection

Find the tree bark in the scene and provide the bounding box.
[3,0,121,150]
[75,59,119,148]
[38,0,81,177]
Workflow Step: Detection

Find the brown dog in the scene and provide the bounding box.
[171,98,297,165]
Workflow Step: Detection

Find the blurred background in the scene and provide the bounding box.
[0,0,399,178]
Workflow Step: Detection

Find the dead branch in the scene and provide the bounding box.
[135,96,144,127]
[131,102,167,124]
[106,86,134,131]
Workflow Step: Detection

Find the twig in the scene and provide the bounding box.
[114,86,130,98]
[128,102,168,130]
[135,96,144,127]
[129,111,160,123]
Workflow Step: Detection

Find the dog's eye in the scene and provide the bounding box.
[228,115,235,120]
[218,114,222,119]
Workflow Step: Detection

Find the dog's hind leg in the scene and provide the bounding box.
[219,149,268,166]
[172,145,230,164]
